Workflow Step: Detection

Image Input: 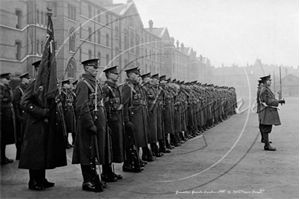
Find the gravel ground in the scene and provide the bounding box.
[1,97,298,199]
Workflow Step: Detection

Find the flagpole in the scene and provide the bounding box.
[279,66,282,99]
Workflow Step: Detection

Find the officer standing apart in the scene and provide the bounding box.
[0,73,15,165]
[259,75,285,151]
[102,65,123,182]
[72,59,109,192]
[13,72,30,160]
[19,60,67,190]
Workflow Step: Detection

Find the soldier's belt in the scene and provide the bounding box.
[133,100,147,106]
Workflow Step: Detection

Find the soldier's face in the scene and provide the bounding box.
[266,79,272,86]
[1,77,10,85]
[109,72,119,82]
[86,65,99,77]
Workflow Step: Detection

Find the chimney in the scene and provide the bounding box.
[171,37,175,46]
[149,20,153,32]
[176,40,179,48]
[181,43,184,53]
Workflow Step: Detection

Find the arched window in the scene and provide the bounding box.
[69,27,76,52]
[115,26,119,38]
[67,57,76,78]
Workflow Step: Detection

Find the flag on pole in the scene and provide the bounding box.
[34,10,58,107]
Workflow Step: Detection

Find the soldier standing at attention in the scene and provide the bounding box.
[19,60,67,190]
[259,75,285,151]
[0,73,15,165]
[256,78,271,144]
[101,65,123,182]
[61,79,76,149]
[13,72,30,160]
[72,59,108,192]
[121,66,147,172]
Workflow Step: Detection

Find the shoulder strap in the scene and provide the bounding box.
[18,87,24,96]
[83,79,95,93]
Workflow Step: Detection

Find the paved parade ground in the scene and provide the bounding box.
[1,97,299,199]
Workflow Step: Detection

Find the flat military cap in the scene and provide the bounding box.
[20,72,30,79]
[258,79,264,84]
[159,75,166,81]
[103,65,118,74]
[32,60,41,68]
[260,75,271,82]
[180,81,185,84]
[0,73,11,79]
[81,59,99,67]
[151,73,159,79]
[166,77,171,82]
[62,79,71,85]
[171,79,177,83]
[141,72,151,79]
[124,66,139,74]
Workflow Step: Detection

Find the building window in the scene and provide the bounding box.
[80,24,82,39]
[106,13,109,25]
[97,31,101,44]
[124,59,128,69]
[98,52,101,64]
[36,10,39,24]
[106,54,109,65]
[67,58,76,78]
[68,4,76,21]
[124,31,128,50]
[136,36,139,56]
[16,41,21,60]
[36,40,39,54]
[15,10,22,29]
[88,27,92,42]
[97,9,101,23]
[41,11,44,26]
[106,34,109,47]
[79,48,82,62]
[115,26,119,39]
[88,5,92,18]
[69,27,76,52]
[115,47,119,60]
[53,2,57,17]
[41,41,44,52]
[88,50,92,59]
[130,33,134,53]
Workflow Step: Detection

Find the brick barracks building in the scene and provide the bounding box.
[0,0,212,87]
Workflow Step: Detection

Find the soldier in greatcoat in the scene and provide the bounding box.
[72,59,109,192]
[0,73,15,165]
[121,66,148,172]
[19,60,67,190]
[256,78,271,143]
[13,72,30,160]
[101,65,123,182]
[258,75,285,151]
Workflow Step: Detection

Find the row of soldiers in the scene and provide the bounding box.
[0,58,237,192]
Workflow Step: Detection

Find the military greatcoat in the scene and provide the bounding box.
[0,83,16,145]
[19,81,67,170]
[258,86,281,126]
[122,79,148,148]
[102,80,124,163]
[72,73,109,165]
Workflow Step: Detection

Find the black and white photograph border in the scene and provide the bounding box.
[0,0,298,199]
